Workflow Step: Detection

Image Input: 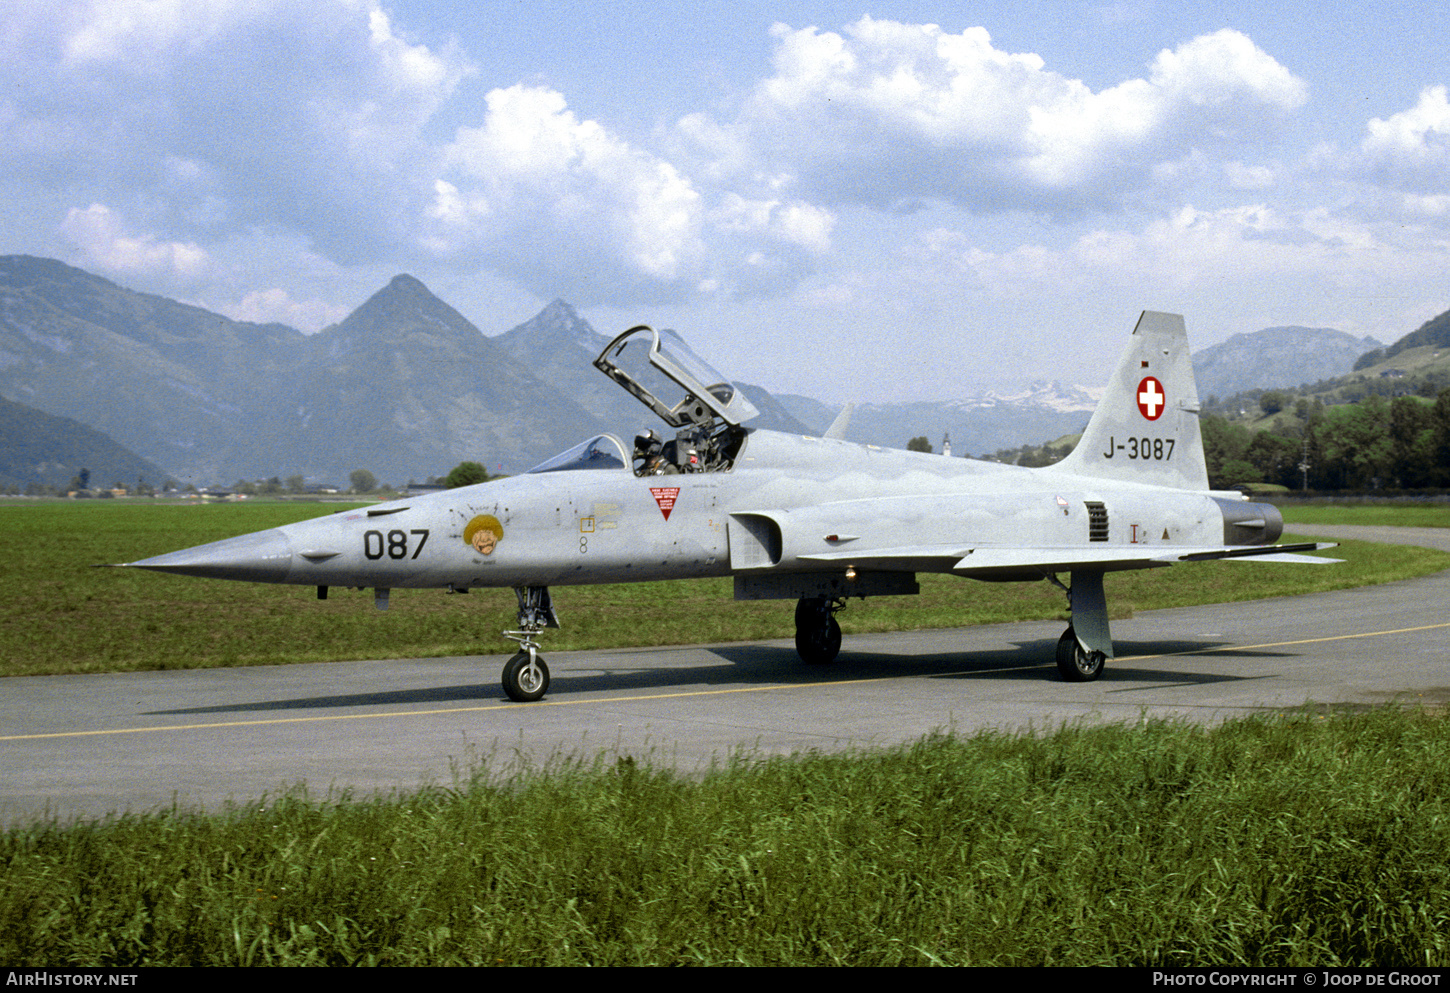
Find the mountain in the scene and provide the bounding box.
[0,255,306,482]
[12,254,1425,483]
[0,259,609,482]
[775,393,838,436]
[0,394,169,490]
[492,299,623,425]
[835,382,1100,457]
[278,277,599,481]
[1192,326,1384,400]
[1353,306,1450,369]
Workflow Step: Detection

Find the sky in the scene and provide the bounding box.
[4,0,1448,402]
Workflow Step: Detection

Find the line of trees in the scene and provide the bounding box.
[1203,389,1450,490]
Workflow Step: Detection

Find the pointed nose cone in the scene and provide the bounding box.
[126,528,294,583]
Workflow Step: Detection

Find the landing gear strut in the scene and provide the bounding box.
[1049,571,1110,683]
[794,596,844,664]
[502,586,558,701]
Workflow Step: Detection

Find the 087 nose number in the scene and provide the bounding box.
[363,529,430,560]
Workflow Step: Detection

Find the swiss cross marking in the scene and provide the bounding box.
[649,486,680,520]
[1136,376,1165,420]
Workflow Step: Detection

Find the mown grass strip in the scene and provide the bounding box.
[1280,502,1450,529]
[2,708,1447,966]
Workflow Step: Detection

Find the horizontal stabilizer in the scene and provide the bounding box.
[802,541,1341,578]
[1175,542,1341,563]
[1223,552,1343,564]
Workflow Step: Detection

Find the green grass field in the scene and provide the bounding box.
[1279,501,1450,529]
[1,499,1446,677]
[3,708,1447,966]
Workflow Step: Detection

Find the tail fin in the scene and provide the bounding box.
[1047,311,1208,490]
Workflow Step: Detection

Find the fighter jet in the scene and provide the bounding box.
[117,312,1337,701]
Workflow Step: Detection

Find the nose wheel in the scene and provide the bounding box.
[502,646,550,702]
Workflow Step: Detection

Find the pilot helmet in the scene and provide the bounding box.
[634,429,662,456]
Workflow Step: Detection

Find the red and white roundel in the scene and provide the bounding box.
[1136,376,1165,420]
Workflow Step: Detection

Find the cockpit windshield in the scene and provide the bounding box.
[525,434,630,474]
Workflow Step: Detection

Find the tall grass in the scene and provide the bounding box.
[3,708,1447,966]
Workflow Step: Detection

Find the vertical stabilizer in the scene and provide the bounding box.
[1048,311,1208,490]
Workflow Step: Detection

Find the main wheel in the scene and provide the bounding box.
[796,616,842,664]
[1055,627,1104,682]
[795,598,843,664]
[502,650,550,702]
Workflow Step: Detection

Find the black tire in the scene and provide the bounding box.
[795,599,842,664]
[1056,627,1104,682]
[502,650,550,702]
[796,616,842,664]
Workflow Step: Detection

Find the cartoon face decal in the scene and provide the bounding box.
[463,514,504,555]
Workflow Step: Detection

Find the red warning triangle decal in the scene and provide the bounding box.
[649,486,680,520]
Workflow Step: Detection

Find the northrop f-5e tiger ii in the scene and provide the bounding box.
[118,312,1337,701]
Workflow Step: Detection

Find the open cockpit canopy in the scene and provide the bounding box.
[594,325,759,429]
[593,324,755,476]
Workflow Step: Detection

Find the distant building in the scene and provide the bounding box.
[941,432,952,458]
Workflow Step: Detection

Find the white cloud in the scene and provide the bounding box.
[22,4,1438,341]
[1223,161,1277,189]
[1146,29,1307,110]
[933,203,1322,299]
[1401,193,1450,218]
[693,19,1308,213]
[430,84,706,302]
[60,204,209,282]
[12,0,473,261]
[899,197,1450,330]
[231,287,349,330]
[1356,86,1450,191]
[711,194,835,253]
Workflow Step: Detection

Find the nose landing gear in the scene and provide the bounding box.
[502,586,558,702]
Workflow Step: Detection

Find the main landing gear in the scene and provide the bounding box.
[1049,571,1111,683]
[502,586,558,702]
[795,596,844,664]
[1056,627,1106,682]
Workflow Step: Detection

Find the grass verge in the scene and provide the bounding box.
[2,708,1447,966]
